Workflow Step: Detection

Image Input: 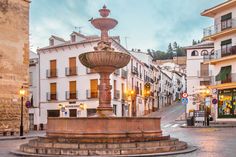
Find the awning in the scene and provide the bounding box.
[215,66,231,81]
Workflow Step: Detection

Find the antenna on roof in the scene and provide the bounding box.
[75,26,83,33]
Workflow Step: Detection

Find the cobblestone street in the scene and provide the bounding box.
[0,103,235,157]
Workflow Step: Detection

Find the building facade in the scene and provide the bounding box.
[37,33,132,128]
[202,0,236,121]
[0,0,30,133]
[185,41,214,114]
[29,51,40,130]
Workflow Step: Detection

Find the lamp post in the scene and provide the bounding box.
[19,86,25,136]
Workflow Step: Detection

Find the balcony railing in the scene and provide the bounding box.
[65,67,77,76]
[46,69,57,78]
[86,68,97,74]
[46,92,57,101]
[86,90,98,99]
[197,70,212,78]
[113,90,120,100]
[121,69,128,79]
[121,93,127,101]
[211,73,236,85]
[203,18,236,37]
[114,69,120,76]
[203,46,236,61]
[131,66,138,75]
[65,91,77,100]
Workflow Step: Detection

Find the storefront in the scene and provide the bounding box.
[218,88,236,118]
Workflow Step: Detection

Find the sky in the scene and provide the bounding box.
[30,0,225,52]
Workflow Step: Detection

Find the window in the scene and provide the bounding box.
[87,109,96,117]
[201,50,208,56]
[90,79,98,98]
[29,72,33,86]
[191,50,198,56]
[113,104,117,115]
[68,57,77,75]
[49,39,54,46]
[47,110,60,117]
[218,89,236,118]
[221,13,232,30]
[221,39,232,57]
[71,35,76,42]
[50,83,57,100]
[69,81,77,99]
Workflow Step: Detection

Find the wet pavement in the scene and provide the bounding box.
[1,103,236,157]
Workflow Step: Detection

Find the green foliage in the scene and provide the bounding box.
[149,41,186,61]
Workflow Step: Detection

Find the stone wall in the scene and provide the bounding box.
[0,0,30,132]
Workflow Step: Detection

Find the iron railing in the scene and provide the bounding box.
[46,69,57,78]
[203,18,236,37]
[65,67,77,76]
[46,92,57,101]
[65,91,78,100]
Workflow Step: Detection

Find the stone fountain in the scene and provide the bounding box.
[79,5,130,117]
[16,6,190,157]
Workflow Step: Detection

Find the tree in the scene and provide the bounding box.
[192,40,197,45]
[173,41,178,50]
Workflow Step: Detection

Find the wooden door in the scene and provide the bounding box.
[50,60,57,77]
[50,83,57,100]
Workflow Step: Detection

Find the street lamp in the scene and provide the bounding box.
[19,86,25,136]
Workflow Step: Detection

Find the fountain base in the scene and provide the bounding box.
[18,117,189,156]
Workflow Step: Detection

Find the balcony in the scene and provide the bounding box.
[121,69,128,79]
[113,90,120,100]
[114,69,120,76]
[65,67,77,76]
[121,93,127,101]
[46,92,57,101]
[86,90,98,99]
[46,69,57,78]
[211,73,236,86]
[144,75,152,83]
[131,66,138,75]
[203,46,236,63]
[86,68,97,74]
[197,70,213,78]
[135,86,139,95]
[65,91,77,100]
[203,18,236,38]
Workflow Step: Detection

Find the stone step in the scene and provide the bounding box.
[21,141,187,156]
[28,138,180,149]
[37,135,171,144]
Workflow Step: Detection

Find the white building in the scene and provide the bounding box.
[160,62,186,103]
[159,69,173,108]
[37,33,129,129]
[185,41,214,114]
[201,0,236,121]
[129,50,160,114]
[29,51,40,130]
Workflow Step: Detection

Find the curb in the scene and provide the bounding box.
[0,135,40,141]
[10,145,198,157]
[180,125,236,128]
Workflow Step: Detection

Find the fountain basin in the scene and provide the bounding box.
[91,18,118,30]
[46,117,162,138]
[79,51,130,72]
